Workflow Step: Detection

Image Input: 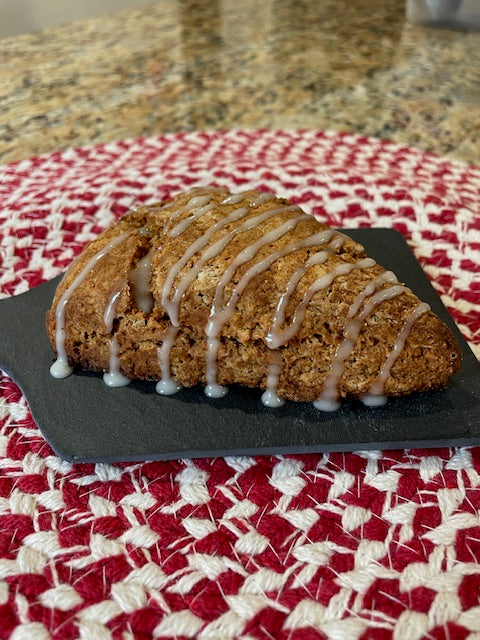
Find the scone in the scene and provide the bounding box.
[46,186,461,410]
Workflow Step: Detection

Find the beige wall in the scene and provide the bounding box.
[0,0,160,38]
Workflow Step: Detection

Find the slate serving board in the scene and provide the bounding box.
[0,228,479,463]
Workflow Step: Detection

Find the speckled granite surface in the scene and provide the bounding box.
[1,0,479,165]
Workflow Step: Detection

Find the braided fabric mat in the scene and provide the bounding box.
[0,129,479,639]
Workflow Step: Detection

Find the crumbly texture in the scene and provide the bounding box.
[46,187,461,402]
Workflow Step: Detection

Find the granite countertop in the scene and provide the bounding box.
[1,0,479,166]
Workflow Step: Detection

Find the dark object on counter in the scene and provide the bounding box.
[406,0,480,30]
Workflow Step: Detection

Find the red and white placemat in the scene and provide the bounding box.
[0,129,479,639]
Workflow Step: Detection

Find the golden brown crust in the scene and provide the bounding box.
[46,187,461,402]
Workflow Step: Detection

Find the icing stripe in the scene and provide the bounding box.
[267,257,377,349]
[50,231,129,379]
[156,326,182,395]
[104,279,126,333]
[314,284,406,409]
[161,205,252,324]
[261,352,285,408]
[205,229,339,339]
[204,213,310,391]
[367,302,430,397]
[103,337,130,387]
[129,249,156,313]
[162,204,301,326]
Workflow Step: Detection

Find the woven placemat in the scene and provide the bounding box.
[0,129,479,639]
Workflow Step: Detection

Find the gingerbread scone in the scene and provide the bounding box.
[46,187,461,410]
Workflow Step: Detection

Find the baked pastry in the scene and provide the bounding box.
[46,186,461,410]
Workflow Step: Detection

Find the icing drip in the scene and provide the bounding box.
[162,204,301,326]
[156,379,182,396]
[314,284,405,410]
[127,192,221,325]
[156,325,182,395]
[204,213,309,389]
[103,338,130,387]
[103,279,132,386]
[49,356,74,380]
[104,280,126,333]
[50,232,129,379]
[267,257,377,349]
[261,353,285,408]
[312,397,342,412]
[365,301,430,400]
[129,249,155,313]
[205,338,228,398]
[360,394,388,407]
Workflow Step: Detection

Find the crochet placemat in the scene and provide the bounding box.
[0,129,479,639]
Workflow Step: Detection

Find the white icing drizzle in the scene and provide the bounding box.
[205,230,339,339]
[126,191,221,323]
[365,301,431,400]
[267,257,377,349]
[222,193,245,205]
[169,203,216,238]
[261,231,345,350]
[250,192,274,206]
[207,214,309,337]
[158,199,174,210]
[156,326,182,395]
[314,284,406,410]
[162,204,301,326]
[159,193,298,397]
[204,213,309,389]
[220,191,272,206]
[161,205,252,325]
[328,232,348,252]
[103,337,130,387]
[220,191,273,206]
[50,232,129,379]
[204,338,228,398]
[310,271,397,412]
[104,280,126,333]
[360,394,388,407]
[170,194,214,222]
[129,249,155,313]
[163,191,218,236]
[261,352,285,408]
[347,271,399,319]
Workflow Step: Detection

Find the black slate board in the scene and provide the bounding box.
[0,228,479,463]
